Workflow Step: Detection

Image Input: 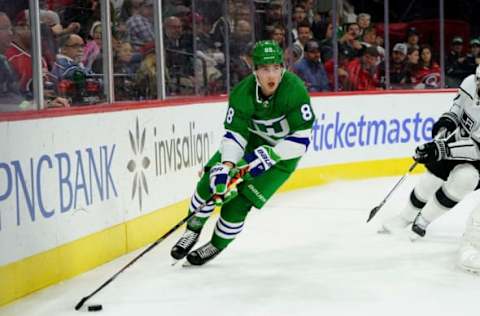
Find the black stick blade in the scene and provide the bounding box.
[75,297,89,310]
[366,205,380,223]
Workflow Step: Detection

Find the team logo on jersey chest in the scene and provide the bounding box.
[251,116,290,138]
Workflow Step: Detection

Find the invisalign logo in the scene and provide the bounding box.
[127,117,151,211]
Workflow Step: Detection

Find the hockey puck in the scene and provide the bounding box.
[87,304,103,312]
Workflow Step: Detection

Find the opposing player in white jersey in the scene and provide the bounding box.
[382,65,480,237]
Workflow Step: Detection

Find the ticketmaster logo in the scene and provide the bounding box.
[312,111,435,150]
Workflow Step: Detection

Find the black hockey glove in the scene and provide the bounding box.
[431,114,457,138]
[413,140,450,164]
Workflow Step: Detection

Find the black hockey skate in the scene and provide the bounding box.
[186,242,222,266]
[411,214,428,238]
[171,229,200,260]
[411,223,426,237]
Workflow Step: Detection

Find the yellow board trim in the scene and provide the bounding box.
[0,157,423,307]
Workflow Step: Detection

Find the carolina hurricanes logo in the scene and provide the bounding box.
[422,73,440,88]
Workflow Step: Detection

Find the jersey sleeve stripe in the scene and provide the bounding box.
[220,130,247,163]
[285,136,310,148]
[224,131,246,150]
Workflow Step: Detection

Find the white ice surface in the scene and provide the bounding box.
[1,175,479,316]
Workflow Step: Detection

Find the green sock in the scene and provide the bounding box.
[211,194,252,249]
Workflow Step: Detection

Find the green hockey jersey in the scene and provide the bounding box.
[220,71,315,166]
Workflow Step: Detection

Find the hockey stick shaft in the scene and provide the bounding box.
[75,169,247,310]
[366,129,456,223]
[366,161,417,223]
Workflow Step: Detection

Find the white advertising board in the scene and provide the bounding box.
[0,103,227,265]
[302,92,454,167]
[0,91,456,265]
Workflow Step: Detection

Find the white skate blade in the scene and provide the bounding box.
[457,246,480,275]
[171,259,181,266]
[182,260,194,268]
[377,224,409,235]
[458,265,480,275]
[457,260,480,275]
[408,231,422,242]
[377,227,392,234]
[379,216,412,235]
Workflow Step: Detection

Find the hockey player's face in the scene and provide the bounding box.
[256,64,283,96]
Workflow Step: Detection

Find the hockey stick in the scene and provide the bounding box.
[366,161,418,223]
[366,129,457,223]
[74,167,248,311]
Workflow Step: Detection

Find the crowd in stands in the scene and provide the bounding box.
[1,0,480,111]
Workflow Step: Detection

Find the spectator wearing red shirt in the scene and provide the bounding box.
[323,55,349,91]
[344,46,381,91]
[45,0,74,10]
[4,16,49,97]
[415,44,441,88]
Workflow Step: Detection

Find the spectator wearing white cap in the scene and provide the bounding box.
[393,43,407,56]
[378,43,408,87]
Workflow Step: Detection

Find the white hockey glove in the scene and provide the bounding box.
[209,164,248,206]
[209,163,231,195]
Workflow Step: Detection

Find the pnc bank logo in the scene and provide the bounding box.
[127,118,151,211]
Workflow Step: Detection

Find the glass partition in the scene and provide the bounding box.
[2,0,480,113]
[0,3,36,112]
[191,0,228,95]
[38,0,105,106]
[112,0,157,101]
[225,0,256,89]
[383,0,443,90]
[161,0,195,97]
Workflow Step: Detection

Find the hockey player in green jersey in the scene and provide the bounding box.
[170,40,315,266]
